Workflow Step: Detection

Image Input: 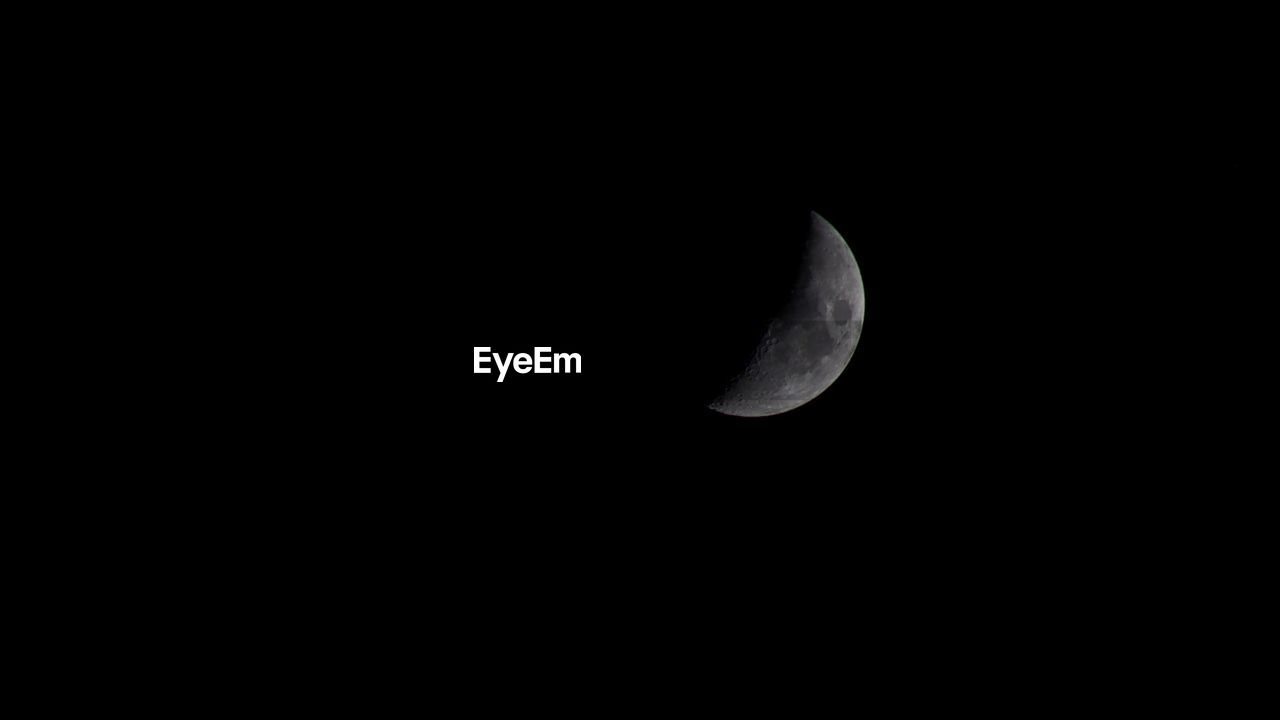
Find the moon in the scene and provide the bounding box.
[709,211,865,417]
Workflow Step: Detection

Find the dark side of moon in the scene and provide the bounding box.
[709,212,865,417]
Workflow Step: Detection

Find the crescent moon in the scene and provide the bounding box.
[709,211,865,417]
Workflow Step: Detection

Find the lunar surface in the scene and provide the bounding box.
[709,211,864,417]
